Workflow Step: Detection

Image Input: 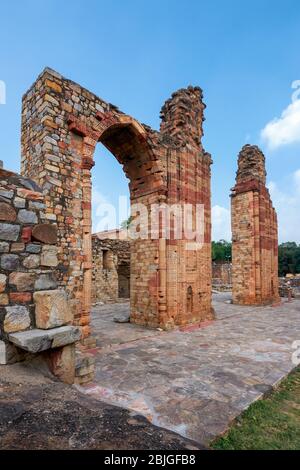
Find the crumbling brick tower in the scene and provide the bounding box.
[231,145,279,305]
[21,68,214,336]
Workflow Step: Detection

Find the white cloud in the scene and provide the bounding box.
[212,205,231,241]
[261,99,300,150]
[92,187,116,233]
[268,169,300,243]
[92,187,130,233]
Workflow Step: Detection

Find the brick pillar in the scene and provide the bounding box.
[80,138,95,338]
[231,145,280,305]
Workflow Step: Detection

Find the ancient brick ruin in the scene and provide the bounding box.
[212,261,232,290]
[21,68,214,335]
[0,68,281,385]
[92,231,130,303]
[231,145,279,305]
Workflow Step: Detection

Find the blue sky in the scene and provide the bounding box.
[0,0,299,241]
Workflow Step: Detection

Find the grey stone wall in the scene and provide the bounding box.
[0,168,59,363]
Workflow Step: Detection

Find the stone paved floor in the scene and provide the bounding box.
[79,294,300,446]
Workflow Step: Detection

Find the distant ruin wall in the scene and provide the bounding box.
[231,145,279,305]
[92,237,130,303]
[212,261,232,287]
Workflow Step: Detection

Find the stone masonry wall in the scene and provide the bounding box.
[0,168,88,384]
[92,236,130,303]
[21,68,214,332]
[0,168,58,361]
[231,145,279,305]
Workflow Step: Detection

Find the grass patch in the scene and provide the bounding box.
[212,367,300,450]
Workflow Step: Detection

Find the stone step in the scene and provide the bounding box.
[8,326,81,353]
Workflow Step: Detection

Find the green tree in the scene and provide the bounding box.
[212,240,232,261]
[278,242,300,276]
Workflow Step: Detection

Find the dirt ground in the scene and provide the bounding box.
[0,362,202,450]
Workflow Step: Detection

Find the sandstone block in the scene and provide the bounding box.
[9,292,32,303]
[0,223,20,241]
[23,254,40,269]
[0,293,9,305]
[41,245,58,267]
[32,224,57,244]
[8,325,81,353]
[11,242,25,252]
[4,305,31,333]
[33,289,72,329]
[9,272,35,291]
[0,202,17,222]
[0,273,7,292]
[34,273,57,291]
[46,344,75,384]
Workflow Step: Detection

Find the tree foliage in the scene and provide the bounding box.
[278,242,300,276]
[212,240,232,261]
[211,240,300,275]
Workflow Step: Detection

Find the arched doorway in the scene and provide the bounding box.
[21,68,214,339]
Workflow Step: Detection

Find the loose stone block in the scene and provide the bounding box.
[32,224,57,244]
[1,254,20,271]
[0,223,20,241]
[41,245,58,267]
[9,272,35,291]
[8,325,81,353]
[4,305,31,333]
[33,289,72,329]
[18,209,38,224]
[0,202,17,222]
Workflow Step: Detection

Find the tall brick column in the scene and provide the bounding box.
[231,145,280,305]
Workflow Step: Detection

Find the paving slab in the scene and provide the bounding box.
[78,293,300,446]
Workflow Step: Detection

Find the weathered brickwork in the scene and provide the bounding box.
[231,145,279,305]
[212,261,232,287]
[0,168,87,383]
[21,68,214,331]
[92,234,130,303]
[0,169,58,342]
